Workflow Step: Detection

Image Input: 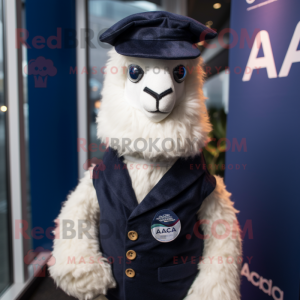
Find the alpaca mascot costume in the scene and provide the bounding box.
[50,11,242,300]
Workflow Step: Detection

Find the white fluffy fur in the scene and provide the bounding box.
[51,48,241,300]
[49,171,115,300]
[184,176,242,300]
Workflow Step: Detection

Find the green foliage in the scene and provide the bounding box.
[203,108,227,177]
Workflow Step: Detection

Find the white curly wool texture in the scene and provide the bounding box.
[49,171,115,300]
[184,176,242,300]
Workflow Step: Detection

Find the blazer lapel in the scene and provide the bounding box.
[128,153,205,220]
[102,148,138,213]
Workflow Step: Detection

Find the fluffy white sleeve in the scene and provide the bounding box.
[184,176,242,300]
[49,170,116,300]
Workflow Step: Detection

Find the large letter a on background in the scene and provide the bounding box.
[243,30,277,81]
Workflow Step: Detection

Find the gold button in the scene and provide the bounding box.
[126,250,137,260]
[128,231,138,241]
[125,268,135,278]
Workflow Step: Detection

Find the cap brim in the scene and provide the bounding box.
[115,40,201,60]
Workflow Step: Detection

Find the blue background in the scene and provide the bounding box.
[226,0,300,299]
[26,0,78,250]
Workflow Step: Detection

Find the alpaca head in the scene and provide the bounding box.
[97,49,212,160]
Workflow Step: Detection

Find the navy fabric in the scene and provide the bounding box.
[99,11,217,60]
[93,148,216,300]
[158,260,199,283]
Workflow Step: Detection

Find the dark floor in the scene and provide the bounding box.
[27,273,107,300]
[28,276,77,300]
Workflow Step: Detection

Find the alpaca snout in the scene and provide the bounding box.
[142,86,175,115]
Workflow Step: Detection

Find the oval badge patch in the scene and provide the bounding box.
[151,209,181,243]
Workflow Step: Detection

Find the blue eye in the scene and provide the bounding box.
[128,64,144,83]
[173,65,187,83]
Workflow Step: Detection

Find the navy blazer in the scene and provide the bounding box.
[93,149,216,300]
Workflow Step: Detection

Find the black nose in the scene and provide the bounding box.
[143,87,173,101]
[143,87,173,114]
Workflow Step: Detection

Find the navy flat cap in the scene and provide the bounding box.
[100,11,217,60]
